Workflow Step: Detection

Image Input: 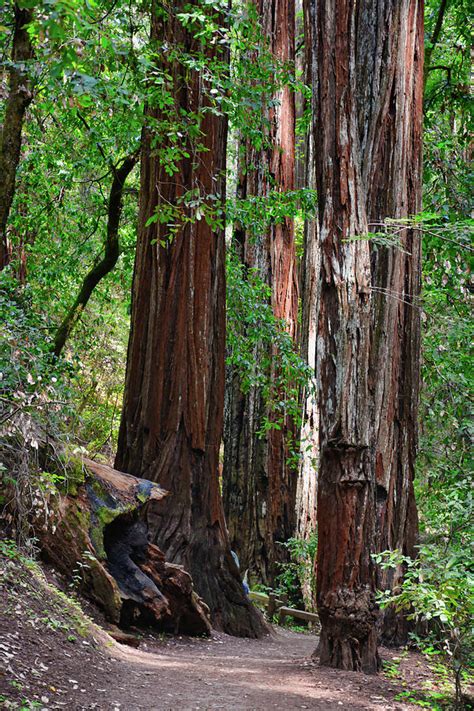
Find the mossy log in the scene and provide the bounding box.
[39,457,211,636]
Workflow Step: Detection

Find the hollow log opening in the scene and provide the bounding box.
[34,458,211,637]
[103,513,212,636]
[103,515,168,627]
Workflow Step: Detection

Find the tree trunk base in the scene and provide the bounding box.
[378,607,410,648]
[150,509,269,638]
[317,629,380,674]
[316,588,380,674]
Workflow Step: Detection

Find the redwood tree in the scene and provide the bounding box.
[115,1,265,637]
[308,0,424,671]
[223,0,299,586]
[366,2,424,644]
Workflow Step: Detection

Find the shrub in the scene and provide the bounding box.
[0,272,73,547]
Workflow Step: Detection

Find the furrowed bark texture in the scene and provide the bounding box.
[0,5,34,270]
[310,0,423,672]
[223,0,299,587]
[362,1,424,644]
[115,3,265,638]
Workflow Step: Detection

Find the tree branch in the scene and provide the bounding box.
[424,0,449,87]
[52,152,139,357]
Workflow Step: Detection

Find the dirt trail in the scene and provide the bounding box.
[0,556,432,711]
[105,629,412,711]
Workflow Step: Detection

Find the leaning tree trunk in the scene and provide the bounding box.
[53,152,138,357]
[115,2,265,638]
[308,0,423,673]
[0,4,34,270]
[223,0,299,588]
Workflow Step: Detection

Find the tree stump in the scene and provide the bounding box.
[38,457,211,636]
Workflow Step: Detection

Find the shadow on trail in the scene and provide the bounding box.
[106,629,395,710]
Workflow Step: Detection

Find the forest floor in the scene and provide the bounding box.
[0,550,463,711]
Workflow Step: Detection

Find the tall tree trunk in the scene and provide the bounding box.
[0,4,34,270]
[365,2,424,644]
[115,2,265,638]
[294,0,318,610]
[308,0,423,672]
[314,0,378,669]
[223,0,298,587]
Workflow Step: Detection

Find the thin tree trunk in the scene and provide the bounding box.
[294,0,306,191]
[223,0,298,587]
[115,2,265,638]
[8,196,33,284]
[307,0,423,672]
[424,0,448,85]
[53,153,137,358]
[295,0,318,560]
[0,4,34,269]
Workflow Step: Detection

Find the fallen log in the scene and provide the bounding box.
[248,590,320,630]
[38,456,211,636]
[278,606,320,630]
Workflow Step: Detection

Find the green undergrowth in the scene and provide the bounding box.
[0,539,94,639]
[0,539,108,709]
[382,651,473,710]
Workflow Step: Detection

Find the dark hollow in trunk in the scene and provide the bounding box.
[103,517,170,623]
[36,458,211,635]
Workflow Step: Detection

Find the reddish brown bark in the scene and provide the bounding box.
[223,0,299,586]
[314,0,378,664]
[308,0,424,672]
[115,2,265,638]
[0,4,34,270]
